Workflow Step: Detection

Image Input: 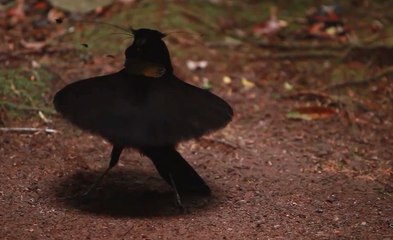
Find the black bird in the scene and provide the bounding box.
[53,28,233,203]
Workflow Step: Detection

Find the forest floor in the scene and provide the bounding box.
[1,1,393,239]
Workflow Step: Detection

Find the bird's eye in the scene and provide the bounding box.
[135,38,147,47]
[134,38,147,52]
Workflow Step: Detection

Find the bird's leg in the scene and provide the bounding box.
[81,145,123,196]
[169,172,185,211]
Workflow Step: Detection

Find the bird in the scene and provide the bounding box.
[53,28,233,206]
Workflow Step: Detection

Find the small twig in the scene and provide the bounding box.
[272,51,344,60]
[0,101,55,115]
[284,89,373,109]
[0,127,57,133]
[19,28,67,51]
[283,90,332,102]
[175,4,220,31]
[201,137,238,149]
[0,45,76,62]
[257,42,393,52]
[237,51,344,61]
[325,65,393,91]
[284,89,377,127]
[257,42,349,51]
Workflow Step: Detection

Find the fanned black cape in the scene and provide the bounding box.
[54,70,233,147]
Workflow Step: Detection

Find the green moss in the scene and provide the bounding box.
[330,65,368,84]
[0,68,54,121]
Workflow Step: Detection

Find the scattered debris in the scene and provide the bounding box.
[253,6,288,37]
[222,76,232,85]
[20,40,48,51]
[223,36,243,47]
[202,77,212,90]
[47,8,65,23]
[325,65,393,91]
[48,0,114,13]
[0,127,57,134]
[306,4,353,42]
[370,19,384,33]
[287,106,337,121]
[7,0,26,25]
[186,60,208,71]
[241,77,255,90]
[38,111,52,123]
[19,28,67,51]
[283,82,294,91]
[55,17,64,24]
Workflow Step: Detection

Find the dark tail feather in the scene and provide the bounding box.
[140,146,211,195]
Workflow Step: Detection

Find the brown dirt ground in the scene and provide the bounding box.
[1,2,393,240]
[1,92,393,239]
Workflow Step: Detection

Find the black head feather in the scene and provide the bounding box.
[125,28,173,74]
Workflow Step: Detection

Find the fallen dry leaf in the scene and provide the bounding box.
[287,106,336,121]
[20,40,48,51]
[222,76,232,84]
[241,77,255,90]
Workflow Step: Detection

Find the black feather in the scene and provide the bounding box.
[54,28,233,196]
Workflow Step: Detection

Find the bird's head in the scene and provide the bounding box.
[125,28,173,75]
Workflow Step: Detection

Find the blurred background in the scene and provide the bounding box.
[1,0,392,123]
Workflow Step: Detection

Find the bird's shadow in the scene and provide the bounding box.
[52,169,213,218]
